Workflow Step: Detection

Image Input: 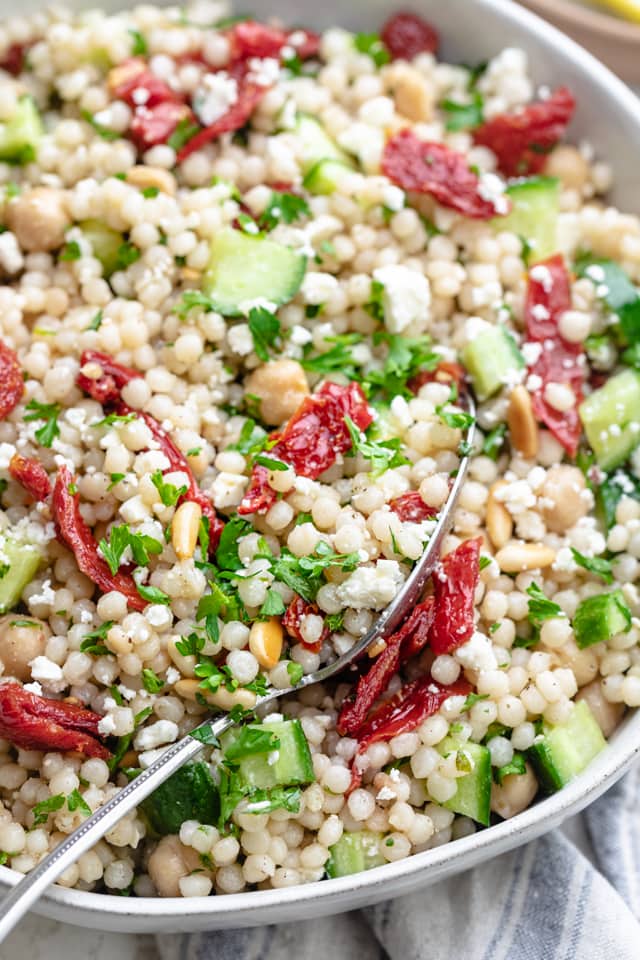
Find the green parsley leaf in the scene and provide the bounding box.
[60,240,82,261]
[98,525,131,575]
[570,548,614,584]
[259,191,311,232]
[24,399,61,448]
[224,726,280,761]
[435,383,475,430]
[576,255,640,344]
[479,556,492,571]
[482,423,507,460]
[142,668,165,694]
[326,611,345,632]
[216,516,253,572]
[176,631,205,657]
[80,620,114,656]
[66,789,91,816]
[353,32,390,68]
[237,212,261,235]
[174,290,216,319]
[254,455,288,471]
[248,306,281,361]
[167,117,200,152]
[190,721,220,745]
[494,751,527,785]
[301,333,364,379]
[260,588,286,617]
[151,469,188,507]
[31,794,65,828]
[267,542,359,603]
[243,785,301,816]
[440,92,484,131]
[344,415,410,477]
[364,333,439,401]
[92,412,136,427]
[81,109,120,141]
[286,661,304,685]
[129,28,148,55]
[86,309,103,332]
[136,583,171,605]
[107,472,126,490]
[364,278,386,323]
[461,692,489,711]
[141,186,159,198]
[227,419,270,458]
[0,852,8,866]
[114,242,140,271]
[526,582,565,628]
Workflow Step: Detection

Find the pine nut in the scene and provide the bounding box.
[507,386,539,459]
[174,678,257,710]
[495,543,556,572]
[172,501,202,560]
[125,165,176,196]
[368,638,387,658]
[486,481,513,549]
[249,618,284,669]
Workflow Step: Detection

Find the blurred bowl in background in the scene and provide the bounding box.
[521,0,640,84]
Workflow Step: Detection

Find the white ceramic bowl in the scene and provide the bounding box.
[2,0,640,933]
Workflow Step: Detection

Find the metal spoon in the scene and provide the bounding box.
[0,394,475,941]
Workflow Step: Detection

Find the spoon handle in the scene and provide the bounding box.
[0,713,233,942]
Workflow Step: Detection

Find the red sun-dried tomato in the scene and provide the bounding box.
[381,11,439,60]
[282,594,329,653]
[285,28,321,61]
[408,361,466,395]
[389,491,437,524]
[524,253,585,457]
[0,42,28,75]
[347,675,471,791]
[109,58,179,108]
[0,683,111,759]
[131,101,196,153]
[227,21,321,62]
[382,130,510,220]
[337,598,435,737]
[473,87,576,177]
[77,350,142,406]
[429,537,482,655]
[9,454,50,502]
[0,340,24,419]
[176,78,267,161]
[52,466,147,612]
[239,382,373,515]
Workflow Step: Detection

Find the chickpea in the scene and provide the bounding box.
[147,835,202,897]
[490,762,538,820]
[0,615,50,681]
[540,465,589,533]
[244,360,310,426]
[6,188,69,252]
[577,680,625,737]
[545,145,591,192]
[552,638,598,688]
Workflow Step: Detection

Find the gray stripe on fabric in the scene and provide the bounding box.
[561,868,592,960]
[480,848,526,960]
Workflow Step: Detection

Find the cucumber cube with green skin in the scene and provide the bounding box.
[80,220,124,277]
[439,737,492,826]
[579,368,640,470]
[294,114,354,174]
[0,96,43,165]
[0,540,42,614]
[529,700,606,793]
[573,589,631,649]
[203,227,307,317]
[303,158,354,196]
[326,831,384,878]
[461,325,524,401]
[493,176,560,263]
[140,762,219,835]
[222,719,314,789]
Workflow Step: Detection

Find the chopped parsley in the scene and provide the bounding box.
[136,583,171,605]
[174,290,217,319]
[494,751,527,785]
[24,400,61,448]
[129,28,148,55]
[353,32,390,68]
[435,383,475,430]
[86,309,103,332]
[264,541,359,603]
[440,92,484,131]
[81,109,120,141]
[99,524,162,574]
[259,191,310,232]
[31,794,65,828]
[259,588,287,617]
[461,692,489,712]
[301,333,364,380]
[59,240,82,261]
[526,582,565,628]
[92,412,136,428]
[66,789,91,816]
[364,333,439,401]
[247,306,281,361]
[286,661,304,685]
[344,416,410,477]
[570,548,614,584]
[80,621,114,656]
[114,242,141,271]
[224,726,280,761]
[482,423,507,460]
[167,117,200,152]
[151,469,188,507]
[142,668,165,694]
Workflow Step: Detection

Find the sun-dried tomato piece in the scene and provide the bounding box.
[131,101,196,152]
[0,683,111,759]
[381,11,439,60]
[77,350,142,406]
[239,382,373,515]
[338,598,435,737]
[0,42,28,75]
[524,254,585,457]
[389,491,438,524]
[109,58,179,108]
[408,361,466,395]
[0,340,24,419]
[229,20,289,59]
[282,595,328,653]
[473,87,576,177]
[382,130,510,220]
[347,675,470,791]
[429,537,482,655]
[9,454,50,502]
[52,466,147,612]
[176,79,267,161]
[286,28,321,61]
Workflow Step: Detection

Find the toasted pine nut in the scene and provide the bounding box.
[180,266,202,282]
[175,677,257,710]
[172,501,202,560]
[125,165,177,196]
[385,63,433,122]
[495,543,556,572]
[507,385,539,459]
[486,481,513,549]
[249,618,284,669]
[367,638,387,658]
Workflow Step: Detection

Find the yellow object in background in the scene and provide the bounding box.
[588,0,640,24]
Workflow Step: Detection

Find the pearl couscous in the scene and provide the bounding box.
[0,1,638,898]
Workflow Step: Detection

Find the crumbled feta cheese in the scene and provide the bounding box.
[211,471,249,510]
[29,655,65,687]
[98,714,117,735]
[529,264,553,292]
[247,57,281,86]
[0,232,24,275]
[146,604,173,629]
[382,184,405,212]
[119,494,150,525]
[336,559,405,610]
[301,272,339,305]
[227,323,255,356]
[493,478,536,515]
[390,395,413,429]
[521,341,543,366]
[23,682,43,696]
[454,631,498,672]
[372,265,431,335]
[165,666,181,685]
[477,172,509,215]
[289,324,313,346]
[28,579,56,608]
[193,71,238,126]
[134,719,179,751]
[0,443,16,471]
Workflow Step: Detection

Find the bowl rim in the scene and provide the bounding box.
[3,0,640,925]
[524,0,640,40]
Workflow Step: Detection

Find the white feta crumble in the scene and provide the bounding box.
[454,631,498,672]
[227,323,255,356]
[381,184,405,212]
[146,604,173,629]
[529,264,553,292]
[0,443,16,471]
[290,324,313,346]
[521,341,543,366]
[247,57,281,86]
[372,265,431,335]
[493,478,536,515]
[165,666,181,685]
[301,271,339,305]
[28,579,56,608]
[390,395,413,429]
[477,172,509,215]
[526,373,543,392]
[211,471,249,510]
[238,297,277,316]
[0,232,24,275]
[134,719,179,751]
[23,682,43,696]
[139,747,169,769]
[336,559,405,611]
[193,71,238,126]
[552,546,578,574]
[376,786,397,801]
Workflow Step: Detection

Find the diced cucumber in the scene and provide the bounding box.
[80,219,124,277]
[222,719,314,789]
[439,737,491,826]
[294,113,354,174]
[326,831,384,878]
[303,158,354,195]
[0,96,43,165]
[461,325,524,401]
[203,227,306,317]
[140,762,218,835]
[494,176,559,263]
[529,700,606,793]
[573,588,631,649]
[0,539,42,614]
[579,368,640,470]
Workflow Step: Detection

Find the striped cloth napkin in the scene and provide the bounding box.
[157,763,640,960]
